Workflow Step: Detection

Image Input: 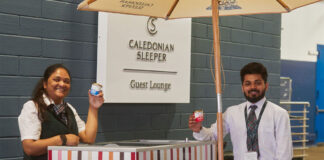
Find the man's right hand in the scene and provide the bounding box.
[188,114,202,133]
[65,134,80,146]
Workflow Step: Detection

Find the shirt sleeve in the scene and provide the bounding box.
[193,111,230,141]
[193,123,217,141]
[67,104,86,133]
[275,109,293,160]
[18,101,42,141]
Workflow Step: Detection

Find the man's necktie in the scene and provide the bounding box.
[247,105,259,154]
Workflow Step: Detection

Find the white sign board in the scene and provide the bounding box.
[97,12,191,103]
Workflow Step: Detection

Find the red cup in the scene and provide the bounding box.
[194,110,204,122]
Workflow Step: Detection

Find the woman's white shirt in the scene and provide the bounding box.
[18,99,86,141]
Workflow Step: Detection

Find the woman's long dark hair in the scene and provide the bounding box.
[32,64,71,122]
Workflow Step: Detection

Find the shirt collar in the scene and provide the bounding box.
[246,97,266,110]
[43,94,64,106]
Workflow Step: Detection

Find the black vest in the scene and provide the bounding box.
[24,105,79,160]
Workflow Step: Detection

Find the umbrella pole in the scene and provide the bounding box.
[211,0,223,160]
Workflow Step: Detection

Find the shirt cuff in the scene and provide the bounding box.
[78,126,86,133]
[20,135,39,141]
[193,127,209,140]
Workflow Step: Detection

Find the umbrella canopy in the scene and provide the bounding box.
[77,0,321,159]
[78,0,320,19]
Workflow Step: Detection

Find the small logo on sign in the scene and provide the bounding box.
[147,17,157,35]
[206,0,242,11]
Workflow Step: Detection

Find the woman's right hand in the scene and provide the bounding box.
[188,114,202,133]
[65,134,80,146]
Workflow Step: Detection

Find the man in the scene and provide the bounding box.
[189,62,293,160]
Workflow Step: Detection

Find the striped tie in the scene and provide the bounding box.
[52,103,68,125]
[246,105,259,154]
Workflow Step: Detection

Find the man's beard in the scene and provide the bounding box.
[244,89,266,103]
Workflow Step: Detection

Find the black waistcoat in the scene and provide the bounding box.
[24,105,79,160]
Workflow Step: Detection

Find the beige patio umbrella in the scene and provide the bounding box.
[78,0,321,159]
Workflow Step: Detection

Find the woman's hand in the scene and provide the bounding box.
[88,90,104,109]
[65,134,80,146]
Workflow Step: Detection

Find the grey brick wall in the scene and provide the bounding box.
[0,0,281,159]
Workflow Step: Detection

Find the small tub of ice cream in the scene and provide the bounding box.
[194,109,204,122]
[90,83,102,96]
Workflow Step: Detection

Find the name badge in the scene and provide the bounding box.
[244,152,257,160]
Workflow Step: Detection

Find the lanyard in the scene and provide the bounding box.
[244,101,267,129]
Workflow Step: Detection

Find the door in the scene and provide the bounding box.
[316,44,324,143]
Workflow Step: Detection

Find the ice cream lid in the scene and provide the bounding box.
[92,83,102,87]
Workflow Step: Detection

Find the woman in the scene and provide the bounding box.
[18,64,104,160]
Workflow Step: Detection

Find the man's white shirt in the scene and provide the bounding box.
[193,98,293,160]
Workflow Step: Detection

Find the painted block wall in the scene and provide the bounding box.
[0,0,281,159]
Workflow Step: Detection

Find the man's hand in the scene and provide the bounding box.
[188,114,202,133]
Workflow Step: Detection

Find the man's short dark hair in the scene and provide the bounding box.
[240,62,268,83]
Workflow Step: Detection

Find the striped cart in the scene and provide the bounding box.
[48,140,217,160]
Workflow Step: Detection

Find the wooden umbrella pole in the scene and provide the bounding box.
[211,0,223,160]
